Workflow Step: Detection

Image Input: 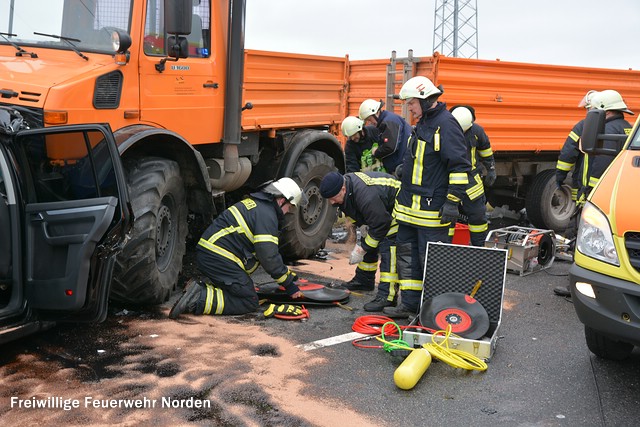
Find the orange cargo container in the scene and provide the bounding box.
[348,52,640,230]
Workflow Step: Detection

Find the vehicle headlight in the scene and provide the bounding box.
[576,202,619,266]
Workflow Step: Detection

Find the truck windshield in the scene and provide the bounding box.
[0,0,132,54]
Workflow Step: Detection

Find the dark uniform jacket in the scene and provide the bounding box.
[556,119,585,194]
[373,110,412,174]
[581,113,632,195]
[337,172,400,252]
[395,102,471,227]
[464,122,494,200]
[345,126,385,173]
[197,191,297,292]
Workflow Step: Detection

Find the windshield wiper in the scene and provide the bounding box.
[33,32,88,61]
[0,32,38,58]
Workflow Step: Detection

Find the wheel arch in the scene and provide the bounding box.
[278,129,345,179]
[113,125,213,216]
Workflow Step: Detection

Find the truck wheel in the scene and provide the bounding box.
[280,150,337,259]
[111,158,187,305]
[585,325,634,361]
[525,169,575,231]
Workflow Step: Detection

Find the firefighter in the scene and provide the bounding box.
[358,99,412,175]
[554,90,633,298]
[577,89,633,203]
[342,116,385,173]
[319,171,401,312]
[555,90,598,211]
[169,178,304,318]
[383,76,471,319]
[450,105,493,246]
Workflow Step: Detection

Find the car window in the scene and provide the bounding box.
[19,130,118,203]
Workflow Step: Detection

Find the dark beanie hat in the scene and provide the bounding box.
[320,172,344,198]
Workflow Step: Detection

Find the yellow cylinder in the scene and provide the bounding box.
[393,348,432,390]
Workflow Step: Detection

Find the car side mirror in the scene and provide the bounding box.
[581,109,606,154]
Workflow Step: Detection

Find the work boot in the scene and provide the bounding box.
[169,279,204,319]
[383,304,417,319]
[342,276,374,291]
[553,286,571,297]
[363,296,396,312]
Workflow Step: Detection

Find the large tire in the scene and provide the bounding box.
[280,150,337,259]
[525,169,575,231]
[585,325,634,361]
[111,158,187,305]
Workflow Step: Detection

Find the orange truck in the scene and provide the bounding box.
[0,0,347,310]
[347,52,640,231]
[1,0,640,314]
[569,109,640,360]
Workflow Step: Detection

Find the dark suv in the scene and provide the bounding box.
[0,107,131,344]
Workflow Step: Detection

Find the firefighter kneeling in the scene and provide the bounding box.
[169,178,305,318]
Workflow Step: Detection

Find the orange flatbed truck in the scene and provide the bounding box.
[2,0,640,312]
[348,52,640,230]
[0,0,347,308]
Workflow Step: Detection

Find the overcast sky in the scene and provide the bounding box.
[245,0,640,71]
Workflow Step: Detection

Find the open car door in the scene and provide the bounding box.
[13,124,131,323]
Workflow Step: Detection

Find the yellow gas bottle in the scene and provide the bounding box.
[393,347,432,390]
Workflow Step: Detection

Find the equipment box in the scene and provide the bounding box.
[403,243,508,361]
[484,226,555,276]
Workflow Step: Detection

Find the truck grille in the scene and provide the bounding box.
[93,71,123,109]
[625,232,640,273]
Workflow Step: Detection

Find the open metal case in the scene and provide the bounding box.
[403,242,508,361]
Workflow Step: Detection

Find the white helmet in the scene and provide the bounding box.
[272,177,303,206]
[589,89,634,115]
[578,90,598,109]
[399,76,442,100]
[341,116,364,137]
[358,99,381,121]
[451,106,473,132]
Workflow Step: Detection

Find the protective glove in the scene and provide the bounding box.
[556,175,565,189]
[439,200,459,225]
[283,271,301,296]
[263,304,303,318]
[484,167,497,187]
[349,244,366,265]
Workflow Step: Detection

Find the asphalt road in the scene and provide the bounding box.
[248,249,640,427]
[1,242,639,426]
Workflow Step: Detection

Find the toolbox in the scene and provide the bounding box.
[403,242,508,361]
[484,226,556,276]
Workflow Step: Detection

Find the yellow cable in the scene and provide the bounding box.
[375,324,488,372]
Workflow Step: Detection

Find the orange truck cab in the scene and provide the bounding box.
[0,0,345,312]
[570,109,640,360]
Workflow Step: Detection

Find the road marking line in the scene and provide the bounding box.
[296,332,369,351]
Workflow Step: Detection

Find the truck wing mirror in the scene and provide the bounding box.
[167,36,189,59]
[164,0,193,36]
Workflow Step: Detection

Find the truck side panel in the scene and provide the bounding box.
[241,50,348,133]
[348,53,640,153]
